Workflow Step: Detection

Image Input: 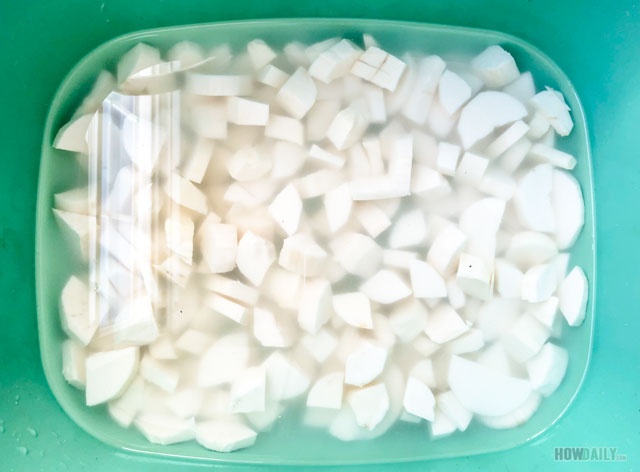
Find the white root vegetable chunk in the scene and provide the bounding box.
[529,143,577,170]
[428,225,468,276]
[387,209,428,249]
[140,355,180,393]
[478,392,541,429]
[279,234,327,277]
[184,73,253,96]
[521,263,558,303]
[471,45,520,88]
[174,329,211,356]
[60,276,97,346]
[437,391,472,431]
[456,152,489,183]
[269,184,302,236]
[332,292,373,329]
[253,307,293,348]
[229,366,266,413]
[410,260,447,299]
[389,300,428,343]
[348,383,390,430]
[135,414,195,446]
[530,88,574,136]
[402,56,446,124]
[514,164,555,233]
[62,339,86,388]
[309,39,362,84]
[198,333,249,387]
[309,144,346,169]
[456,253,494,300]
[236,231,276,286]
[457,91,528,149]
[330,232,382,278]
[345,342,388,386]
[263,351,310,401]
[438,70,472,116]
[307,372,344,409]
[447,355,533,416]
[257,64,289,89]
[327,102,370,150]
[196,420,257,452]
[423,304,469,344]
[502,314,550,362]
[85,347,139,406]
[552,169,585,249]
[206,293,247,324]
[503,71,536,103]
[430,407,457,438]
[301,329,338,363]
[227,97,269,126]
[200,222,237,273]
[360,269,412,305]
[298,279,333,334]
[526,342,569,396]
[296,169,343,198]
[495,259,524,298]
[435,142,461,177]
[166,388,204,419]
[486,120,529,158]
[351,47,407,92]
[558,266,588,327]
[265,114,304,145]
[324,183,353,233]
[204,275,259,306]
[108,377,144,427]
[506,231,558,269]
[247,39,277,69]
[167,174,208,215]
[53,114,94,154]
[354,203,391,238]
[227,147,273,181]
[277,67,317,119]
[403,377,436,421]
[164,213,194,264]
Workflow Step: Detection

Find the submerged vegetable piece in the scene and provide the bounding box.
[53,34,588,453]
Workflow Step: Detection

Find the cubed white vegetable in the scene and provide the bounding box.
[200,222,237,273]
[514,164,555,232]
[206,293,247,324]
[403,377,435,421]
[227,146,273,182]
[447,328,485,354]
[499,137,532,173]
[526,343,568,396]
[257,64,289,89]
[330,232,382,278]
[306,99,341,142]
[552,169,584,249]
[323,183,353,234]
[476,298,520,342]
[478,392,541,429]
[411,165,451,197]
[247,39,276,69]
[437,391,472,431]
[309,39,362,83]
[296,169,343,198]
[309,144,346,169]
[332,292,373,330]
[189,102,228,139]
[195,420,257,452]
[60,276,97,346]
[389,300,428,343]
[62,339,86,388]
[476,343,512,375]
[198,333,250,387]
[529,143,576,170]
[301,329,338,363]
[184,73,253,96]
[447,355,533,416]
[477,168,517,200]
[245,402,284,432]
[387,209,428,249]
[446,278,467,310]
[298,279,333,334]
[253,307,293,348]
[203,275,259,307]
[521,263,558,303]
[236,231,276,286]
[263,351,310,401]
[427,225,468,276]
[116,43,162,83]
[326,102,370,150]
[502,71,536,103]
[348,383,390,430]
[345,342,388,387]
[149,335,177,361]
[361,269,412,305]
[229,366,266,414]
[227,97,269,126]
[529,296,560,330]
[402,56,446,124]
[167,41,204,67]
[352,47,406,92]
[268,184,302,236]
[278,234,327,276]
[457,91,528,149]
[530,88,574,136]
[85,347,139,406]
[53,114,94,154]
[265,114,304,145]
[435,142,461,177]
[262,267,302,310]
[164,212,194,264]
[455,152,489,183]
[181,138,213,184]
[456,253,494,300]
[430,407,457,438]
[54,186,93,215]
[140,355,179,393]
[307,372,344,409]
[486,120,530,159]
[410,260,447,299]
[558,266,588,327]
[424,304,469,344]
[167,174,208,214]
[108,377,144,427]
[174,329,212,356]
[471,45,520,88]
[505,231,558,269]
[166,388,203,419]
[503,314,550,362]
[276,67,317,119]
[135,413,195,446]
[439,69,472,116]
[363,85,387,123]
[495,259,524,298]
[383,249,419,270]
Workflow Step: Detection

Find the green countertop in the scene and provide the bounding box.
[0,1,637,470]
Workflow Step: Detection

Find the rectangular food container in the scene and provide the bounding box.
[36,18,595,465]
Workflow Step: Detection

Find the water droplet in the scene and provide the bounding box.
[0,424,4,433]
[17,446,28,455]
[50,431,59,439]
[39,449,45,457]
[26,427,38,437]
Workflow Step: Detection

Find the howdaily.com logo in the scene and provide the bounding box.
[554,447,627,462]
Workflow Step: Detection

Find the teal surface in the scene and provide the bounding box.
[1,1,638,471]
